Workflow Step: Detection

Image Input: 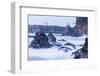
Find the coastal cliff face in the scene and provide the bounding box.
[61,17,88,37]
[74,17,88,35]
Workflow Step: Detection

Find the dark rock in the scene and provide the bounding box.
[48,32,56,42]
[64,43,76,49]
[78,44,84,46]
[72,38,88,59]
[47,32,62,46]
[74,17,88,35]
[62,25,82,37]
[58,39,66,41]
[29,32,53,48]
[59,46,72,52]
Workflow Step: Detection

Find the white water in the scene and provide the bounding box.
[28,33,86,61]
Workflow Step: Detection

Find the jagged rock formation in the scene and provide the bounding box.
[48,32,56,42]
[72,38,88,59]
[62,25,81,37]
[29,32,52,48]
[62,17,88,37]
[74,17,88,35]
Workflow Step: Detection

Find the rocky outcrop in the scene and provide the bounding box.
[72,38,88,59]
[48,32,56,42]
[74,17,88,35]
[29,32,52,48]
[62,17,88,37]
[62,25,82,37]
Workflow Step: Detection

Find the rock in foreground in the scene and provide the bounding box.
[29,32,52,48]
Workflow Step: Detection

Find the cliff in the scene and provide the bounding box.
[74,17,88,35]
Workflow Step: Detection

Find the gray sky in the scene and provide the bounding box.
[29,15,76,27]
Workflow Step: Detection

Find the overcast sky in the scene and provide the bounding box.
[29,15,76,27]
